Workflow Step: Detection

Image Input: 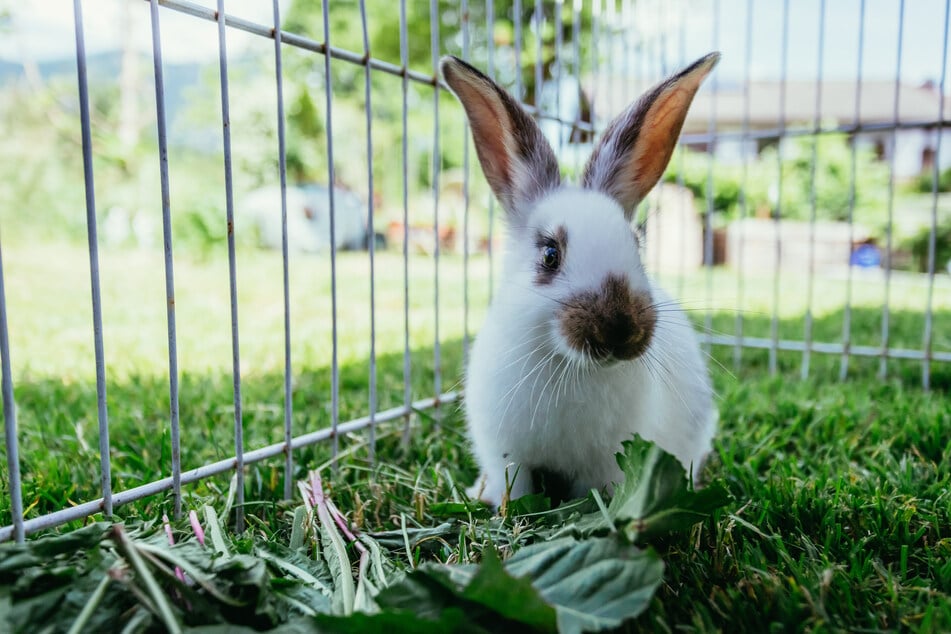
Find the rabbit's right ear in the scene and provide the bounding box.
[441,56,560,221]
[582,52,719,221]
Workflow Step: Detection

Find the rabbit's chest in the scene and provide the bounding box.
[495,364,645,471]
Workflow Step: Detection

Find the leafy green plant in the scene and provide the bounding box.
[0,438,729,633]
[899,215,951,273]
[663,133,890,227]
[910,165,951,194]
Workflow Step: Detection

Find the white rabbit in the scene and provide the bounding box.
[440,52,721,507]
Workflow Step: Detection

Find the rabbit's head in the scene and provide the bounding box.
[441,53,718,365]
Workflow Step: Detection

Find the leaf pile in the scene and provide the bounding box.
[0,437,730,633]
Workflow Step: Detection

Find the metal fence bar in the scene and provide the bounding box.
[554,0,564,157]
[924,0,951,390]
[148,0,183,519]
[769,0,791,376]
[571,0,582,174]
[215,0,244,533]
[159,0,593,131]
[150,0,951,142]
[703,0,719,356]
[73,0,112,519]
[320,0,341,469]
[0,392,461,542]
[700,335,951,362]
[674,1,687,300]
[515,0,524,100]
[430,0,442,402]
[272,0,294,501]
[535,0,543,115]
[608,0,615,119]
[150,0,436,89]
[0,243,23,543]
[358,0,378,463]
[802,0,827,380]
[590,0,599,134]
[647,0,660,259]
[733,0,754,370]
[486,0,496,301]
[880,0,905,380]
[840,0,867,381]
[399,0,413,446]
[682,119,951,145]
[462,0,471,364]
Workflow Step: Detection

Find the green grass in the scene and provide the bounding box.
[1,242,950,631]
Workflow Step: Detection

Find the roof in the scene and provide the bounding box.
[587,77,951,132]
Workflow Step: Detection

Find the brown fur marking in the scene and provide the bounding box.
[559,274,657,361]
[534,226,568,285]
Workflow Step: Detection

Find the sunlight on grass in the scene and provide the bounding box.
[1,241,948,531]
[4,242,491,380]
[5,242,948,383]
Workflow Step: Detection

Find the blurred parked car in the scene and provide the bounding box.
[240,183,372,253]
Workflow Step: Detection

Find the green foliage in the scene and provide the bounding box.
[899,215,951,272]
[664,133,891,228]
[769,132,889,223]
[0,437,718,633]
[605,442,731,543]
[911,165,951,194]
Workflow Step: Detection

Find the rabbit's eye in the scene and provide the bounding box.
[541,243,561,271]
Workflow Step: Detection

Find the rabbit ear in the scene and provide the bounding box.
[582,52,720,221]
[441,56,560,220]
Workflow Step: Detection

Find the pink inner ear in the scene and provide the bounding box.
[459,85,512,193]
[627,84,695,203]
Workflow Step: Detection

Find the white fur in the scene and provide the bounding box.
[464,188,717,505]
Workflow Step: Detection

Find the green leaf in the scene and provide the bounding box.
[317,507,355,615]
[428,502,492,520]
[378,536,662,634]
[0,523,111,576]
[369,522,458,555]
[506,493,552,517]
[312,607,478,633]
[606,437,732,542]
[503,537,664,634]
[460,546,557,632]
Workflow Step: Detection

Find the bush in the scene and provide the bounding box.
[911,166,951,194]
[663,133,890,227]
[900,216,951,273]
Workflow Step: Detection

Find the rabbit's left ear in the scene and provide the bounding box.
[441,55,560,222]
[582,52,719,221]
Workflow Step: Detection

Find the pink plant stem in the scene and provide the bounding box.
[304,470,367,554]
[189,510,205,547]
[162,513,187,583]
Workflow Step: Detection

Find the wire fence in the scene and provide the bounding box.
[1,0,950,543]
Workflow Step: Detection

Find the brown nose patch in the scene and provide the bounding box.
[559,274,657,361]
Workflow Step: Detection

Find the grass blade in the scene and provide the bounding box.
[203,504,231,557]
[290,505,307,551]
[65,571,111,634]
[256,547,333,597]
[111,526,182,634]
[317,500,355,615]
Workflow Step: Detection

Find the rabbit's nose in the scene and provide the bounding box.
[600,312,645,361]
[559,274,657,362]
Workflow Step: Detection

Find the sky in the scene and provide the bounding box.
[0,0,290,65]
[1,0,949,86]
[632,0,950,85]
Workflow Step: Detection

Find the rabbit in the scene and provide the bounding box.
[440,52,721,507]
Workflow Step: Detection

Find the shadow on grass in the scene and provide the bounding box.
[1,304,948,533]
